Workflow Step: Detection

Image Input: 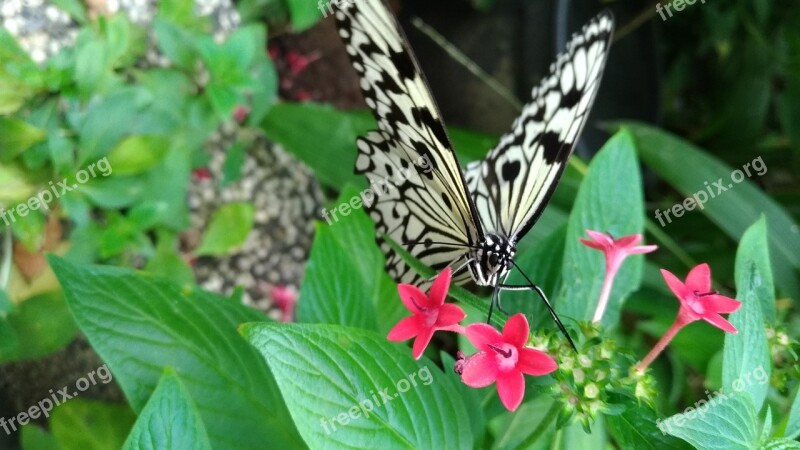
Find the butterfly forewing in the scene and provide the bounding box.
[465,12,614,241]
[335,0,483,284]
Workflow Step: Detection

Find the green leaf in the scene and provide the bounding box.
[662,391,759,450]
[505,226,566,330]
[122,370,212,450]
[488,397,554,450]
[152,18,198,70]
[0,118,47,162]
[286,0,324,31]
[786,388,800,439]
[49,0,88,24]
[194,202,254,256]
[21,425,62,450]
[48,256,305,449]
[106,135,171,175]
[242,322,473,450]
[622,122,800,300]
[723,216,772,411]
[606,402,692,450]
[298,222,379,330]
[761,438,800,450]
[556,129,647,326]
[0,292,78,363]
[221,142,246,186]
[50,400,136,450]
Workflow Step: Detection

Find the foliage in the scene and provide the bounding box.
[0,1,797,449]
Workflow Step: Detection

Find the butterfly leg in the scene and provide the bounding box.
[497,282,577,352]
[486,285,499,324]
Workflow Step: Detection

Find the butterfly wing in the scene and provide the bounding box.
[335,0,483,284]
[466,11,614,241]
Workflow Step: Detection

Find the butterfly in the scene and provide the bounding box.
[333,0,614,349]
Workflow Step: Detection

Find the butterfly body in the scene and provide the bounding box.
[466,233,516,287]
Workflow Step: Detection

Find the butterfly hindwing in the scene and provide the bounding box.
[465,12,614,241]
[336,0,483,284]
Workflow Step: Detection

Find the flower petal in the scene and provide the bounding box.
[585,230,613,248]
[465,323,503,352]
[705,294,742,314]
[435,303,466,327]
[685,263,712,292]
[517,348,558,376]
[496,370,525,411]
[627,244,658,255]
[411,327,435,360]
[579,238,606,251]
[461,352,498,388]
[661,268,690,302]
[428,267,452,306]
[615,234,642,248]
[397,283,433,312]
[387,316,421,342]
[703,313,738,333]
[502,314,530,348]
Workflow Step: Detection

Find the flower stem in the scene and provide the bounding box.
[592,268,616,323]
[635,318,684,373]
[514,401,561,450]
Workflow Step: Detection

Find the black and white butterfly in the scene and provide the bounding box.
[333,0,614,348]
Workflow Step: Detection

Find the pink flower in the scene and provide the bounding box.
[636,263,741,372]
[233,105,249,123]
[660,263,741,331]
[388,268,465,360]
[192,168,212,180]
[580,231,658,323]
[459,314,557,411]
[272,285,298,323]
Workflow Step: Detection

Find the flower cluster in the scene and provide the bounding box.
[386,230,743,420]
[387,267,556,411]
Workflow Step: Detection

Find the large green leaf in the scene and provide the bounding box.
[662,391,759,450]
[723,216,772,411]
[556,129,648,326]
[786,388,800,439]
[122,370,212,450]
[622,122,800,300]
[50,400,136,450]
[242,322,473,450]
[297,221,379,330]
[606,402,692,450]
[48,256,305,449]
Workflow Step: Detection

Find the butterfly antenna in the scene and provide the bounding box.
[401,240,479,250]
[511,260,578,352]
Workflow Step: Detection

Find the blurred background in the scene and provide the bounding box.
[0,0,798,448]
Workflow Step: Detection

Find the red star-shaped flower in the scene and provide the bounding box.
[580,231,658,323]
[387,268,465,360]
[636,263,741,372]
[661,263,741,331]
[459,314,557,411]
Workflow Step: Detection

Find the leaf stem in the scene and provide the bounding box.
[410,17,524,111]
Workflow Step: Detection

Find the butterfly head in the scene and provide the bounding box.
[470,234,516,286]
